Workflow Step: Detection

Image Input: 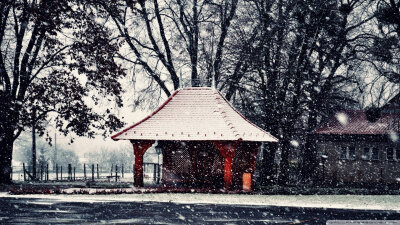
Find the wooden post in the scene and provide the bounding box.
[115,165,118,182]
[157,164,160,184]
[61,166,63,180]
[84,163,86,180]
[110,164,113,176]
[31,114,37,181]
[96,164,99,179]
[122,164,124,178]
[56,164,58,181]
[73,167,76,181]
[40,164,43,180]
[153,164,157,182]
[68,164,72,180]
[23,163,26,181]
[46,164,49,181]
[132,140,154,187]
[92,164,94,181]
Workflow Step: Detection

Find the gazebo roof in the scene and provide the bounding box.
[112,87,278,142]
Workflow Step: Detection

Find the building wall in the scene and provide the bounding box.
[316,141,400,184]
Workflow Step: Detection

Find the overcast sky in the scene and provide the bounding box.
[63,108,151,158]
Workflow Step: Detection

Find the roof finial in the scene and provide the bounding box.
[211,75,216,90]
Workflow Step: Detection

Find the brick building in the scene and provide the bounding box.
[313,98,400,184]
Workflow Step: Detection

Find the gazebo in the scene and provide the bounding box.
[111,87,278,190]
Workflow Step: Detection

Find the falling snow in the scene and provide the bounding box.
[389,131,399,142]
[290,140,300,147]
[335,112,348,126]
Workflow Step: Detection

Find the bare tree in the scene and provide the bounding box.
[218,0,376,184]
[90,0,240,104]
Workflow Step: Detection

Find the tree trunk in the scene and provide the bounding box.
[278,138,291,186]
[300,111,319,183]
[300,134,317,183]
[0,132,14,184]
[260,142,278,185]
[0,96,16,184]
[32,123,37,180]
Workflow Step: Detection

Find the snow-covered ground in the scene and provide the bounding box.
[1,192,399,211]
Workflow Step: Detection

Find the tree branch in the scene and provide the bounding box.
[108,9,171,96]
[213,0,239,86]
[153,0,176,81]
[29,45,70,84]
[11,2,30,99]
[138,1,179,89]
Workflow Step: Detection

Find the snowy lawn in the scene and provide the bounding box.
[0,192,399,211]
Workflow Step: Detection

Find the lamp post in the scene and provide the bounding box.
[154,142,162,184]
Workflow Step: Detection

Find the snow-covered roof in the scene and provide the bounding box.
[112,87,278,142]
[313,110,400,135]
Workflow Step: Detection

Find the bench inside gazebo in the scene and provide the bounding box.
[111,87,278,190]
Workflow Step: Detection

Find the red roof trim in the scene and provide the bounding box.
[111,89,180,140]
[313,110,399,135]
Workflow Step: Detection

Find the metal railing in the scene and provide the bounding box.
[12,163,162,184]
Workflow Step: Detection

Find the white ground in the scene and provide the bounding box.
[1,192,400,211]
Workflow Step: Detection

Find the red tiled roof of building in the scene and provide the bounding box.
[112,87,278,142]
[313,110,400,135]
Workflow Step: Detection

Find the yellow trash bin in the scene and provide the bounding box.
[243,173,252,192]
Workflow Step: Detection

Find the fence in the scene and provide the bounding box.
[12,163,162,184]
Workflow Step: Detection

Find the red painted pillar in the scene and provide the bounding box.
[131,140,154,187]
[213,141,238,190]
[223,154,234,189]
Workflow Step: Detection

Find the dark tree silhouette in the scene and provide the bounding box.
[0,0,125,184]
[220,0,374,184]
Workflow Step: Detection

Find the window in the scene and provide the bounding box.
[387,148,394,161]
[362,147,370,160]
[349,146,356,160]
[372,148,380,161]
[339,146,347,159]
[362,147,380,161]
[339,146,356,160]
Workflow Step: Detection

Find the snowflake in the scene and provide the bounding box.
[290,140,299,147]
[335,112,348,126]
[389,131,399,142]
